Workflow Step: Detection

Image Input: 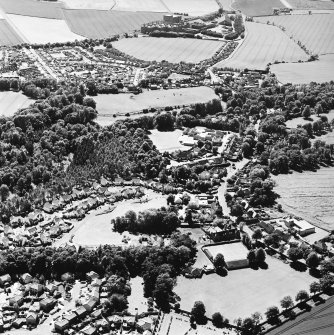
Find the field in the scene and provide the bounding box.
[288,0,334,10]
[233,0,285,16]
[203,242,248,262]
[271,54,334,84]
[256,14,334,55]
[161,0,219,16]
[63,9,166,39]
[175,256,314,320]
[7,14,85,44]
[149,129,189,152]
[0,0,64,19]
[61,0,114,10]
[95,87,217,115]
[0,19,23,46]
[112,0,169,12]
[0,91,34,117]
[113,37,224,63]
[274,166,334,231]
[215,22,308,70]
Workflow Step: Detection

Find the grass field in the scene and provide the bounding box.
[175,256,314,320]
[271,54,334,84]
[95,87,217,116]
[113,37,224,63]
[0,91,34,117]
[0,0,64,19]
[0,19,23,46]
[161,0,219,16]
[112,0,169,12]
[61,0,114,10]
[7,14,84,44]
[256,14,334,55]
[204,242,248,262]
[215,22,308,70]
[63,9,166,39]
[149,129,189,152]
[288,0,334,10]
[233,0,285,16]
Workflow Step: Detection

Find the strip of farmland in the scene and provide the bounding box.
[256,14,334,55]
[161,0,219,16]
[0,0,64,19]
[113,37,224,63]
[215,22,308,70]
[233,0,286,16]
[112,0,169,12]
[63,9,167,39]
[0,19,24,46]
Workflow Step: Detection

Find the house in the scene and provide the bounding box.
[29,283,44,295]
[61,272,73,282]
[123,316,136,328]
[96,318,110,331]
[40,298,57,312]
[108,315,122,327]
[0,274,11,286]
[91,278,102,287]
[74,306,87,319]
[26,312,38,326]
[54,319,70,332]
[137,317,154,332]
[86,271,99,282]
[45,283,58,294]
[83,298,97,312]
[81,325,97,335]
[284,218,315,237]
[12,318,25,328]
[63,312,77,324]
[21,273,32,284]
[9,295,24,307]
[43,202,54,214]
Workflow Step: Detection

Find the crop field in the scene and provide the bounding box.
[0,0,64,19]
[215,22,308,70]
[112,0,169,12]
[161,0,219,16]
[7,14,85,44]
[271,54,334,84]
[113,37,224,63]
[63,9,166,39]
[256,14,334,55]
[0,19,23,46]
[61,0,115,10]
[0,92,34,117]
[233,0,285,16]
[288,0,334,10]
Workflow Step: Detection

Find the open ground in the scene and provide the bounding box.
[215,22,308,70]
[149,129,189,152]
[204,242,248,262]
[175,256,315,320]
[256,14,334,55]
[94,87,217,116]
[112,0,169,12]
[0,19,23,46]
[233,0,285,16]
[61,0,115,10]
[113,37,224,63]
[288,0,334,10]
[161,0,219,16]
[0,91,34,117]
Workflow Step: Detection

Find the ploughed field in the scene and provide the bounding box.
[162,0,219,16]
[215,22,308,70]
[113,37,224,63]
[0,19,23,46]
[0,91,35,117]
[256,14,334,55]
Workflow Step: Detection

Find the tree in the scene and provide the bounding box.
[247,250,256,265]
[306,252,320,270]
[255,248,266,264]
[295,290,309,303]
[191,301,206,324]
[153,273,175,310]
[154,112,174,131]
[212,312,224,328]
[287,247,303,263]
[213,253,226,269]
[320,274,334,291]
[252,228,263,241]
[310,281,321,295]
[280,296,293,310]
[265,306,280,323]
[302,105,311,119]
[0,184,10,202]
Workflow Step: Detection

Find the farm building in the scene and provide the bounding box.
[163,14,182,24]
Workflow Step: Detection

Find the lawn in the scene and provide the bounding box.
[256,14,334,55]
[161,0,219,16]
[233,0,285,16]
[271,55,334,84]
[0,0,64,19]
[61,0,115,10]
[63,9,166,39]
[0,91,34,117]
[204,242,248,263]
[127,277,147,314]
[175,256,315,320]
[113,37,224,63]
[112,0,169,12]
[0,19,23,46]
[7,14,85,44]
[215,22,308,70]
[149,129,189,152]
[94,87,217,116]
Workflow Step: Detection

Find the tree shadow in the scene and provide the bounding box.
[290,262,307,272]
[259,261,268,270]
[309,268,321,278]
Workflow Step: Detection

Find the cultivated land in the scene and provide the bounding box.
[0,91,34,117]
[7,15,84,44]
[175,256,315,320]
[215,22,308,70]
[256,14,334,55]
[63,9,166,39]
[61,0,115,10]
[114,37,224,63]
[271,55,334,84]
[112,0,169,12]
[161,0,219,16]
[204,242,248,262]
[0,0,64,19]
[0,19,23,46]
[288,0,334,10]
[94,87,217,116]
[233,0,285,16]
